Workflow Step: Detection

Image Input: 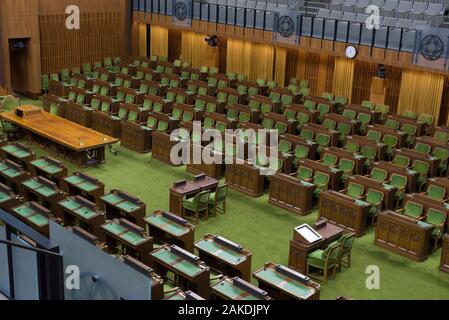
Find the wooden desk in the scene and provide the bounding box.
[345,136,387,162]
[394,148,441,177]
[151,131,181,166]
[20,176,65,212]
[0,159,31,194]
[367,124,408,149]
[372,161,419,193]
[90,111,122,139]
[386,115,428,137]
[374,211,434,261]
[120,122,152,153]
[56,195,106,239]
[225,162,265,197]
[151,245,210,298]
[64,101,93,128]
[441,234,449,274]
[211,277,271,301]
[323,147,366,175]
[0,182,21,212]
[269,173,316,215]
[11,202,52,236]
[253,263,321,300]
[347,175,397,210]
[101,219,153,266]
[101,190,146,227]
[195,234,252,281]
[1,107,119,168]
[0,142,36,170]
[319,190,371,237]
[289,220,344,273]
[323,113,360,135]
[298,159,342,191]
[29,156,67,186]
[169,176,218,216]
[186,144,224,179]
[144,210,195,252]
[62,172,105,206]
[344,104,381,124]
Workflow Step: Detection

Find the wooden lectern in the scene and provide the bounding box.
[370,77,389,105]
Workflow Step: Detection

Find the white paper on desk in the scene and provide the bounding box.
[295,224,323,243]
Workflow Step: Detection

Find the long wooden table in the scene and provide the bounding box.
[1,106,119,168]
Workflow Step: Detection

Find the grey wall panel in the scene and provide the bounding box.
[166,0,172,15]
[210,4,218,22]
[361,28,374,45]
[153,0,159,13]
[146,0,152,12]
[265,11,274,31]
[193,3,201,19]
[388,29,401,50]
[313,18,325,39]
[401,30,416,52]
[11,235,39,300]
[160,0,166,15]
[236,8,245,26]
[227,6,236,25]
[348,23,361,44]
[255,10,265,29]
[50,222,151,300]
[301,16,313,37]
[336,21,349,42]
[218,5,227,23]
[374,27,388,48]
[0,225,10,297]
[201,3,209,20]
[246,9,255,28]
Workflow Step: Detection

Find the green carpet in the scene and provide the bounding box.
[12,99,449,300]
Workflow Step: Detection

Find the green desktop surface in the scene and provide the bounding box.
[195,239,244,265]
[2,145,30,159]
[102,193,123,205]
[213,280,259,300]
[145,215,187,237]
[64,175,98,191]
[31,159,61,174]
[64,175,84,185]
[14,205,48,227]
[23,179,57,197]
[0,191,12,202]
[254,268,313,299]
[60,198,97,219]
[102,222,146,246]
[152,248,202,278]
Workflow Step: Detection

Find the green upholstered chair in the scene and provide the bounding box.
[316,133,330,155]
[204,117,215,129]
[239,111,251,124]
[426,184,446,201]
[434,130,449,142]
[424,209,447,248]
[342,109,356,120]
[418,113,433,126]
[146,118,158,130]
[171,107,183,121]
[289,78,299,86]
[227,72,236,80]
[281,95,293,107]
[412,160,429,191]
[293,145,309,168]
[370,168,388,183]
[415,142,431,154]
[357,113,371,133]
[288,85,299,94]
[313,172,330,198]
[317,103,330,122]
[389,173,407,207]
[392,154,411,168]
[267,80,277,90]
[182,111,194,123]
[297,166,313,181]
[335,96,347,105]
[216,121,227,133]
[237,73,246,82]
[127,110,139,123]
[299,79,309,89]
[194,99,206,111]
[269,91,281,103]
[402,201,424,219]
[347,182,365,199]
[322,154,338,167]
[402,110,417,119]
[366,130,381,142]
[118,107,128,120]
[337,123,351,143]
[375,104,390,121]
[50,73,59,81]
[209,67,219,75]
[361,100,374,110]
[261,103,272,114]
[304,100,316,111]
[183,190,211,223]
[345,141,359,153]
[248,86,259,97]
[401,123,417,145]
[279,140,292,154]
[336,233,356,269]
[248,99,260,111]
[301,128,314,141]
[157,120,169,132]
[76,93,85,105]
[275,121,288,134]
[433,147,449,175]
[90,98,101,110]
[321,92,333,101]
[382,134,398,159]
[82,63,93,77]
[323,119,336,130]
[61,69,71,84]
[366,188,384,223]
[297,112,310,127]
[339,158,355,182]
[299,88,310,97]
[0,95,19,140]
[284,109,296,120]
[306,242,340,284]
[41,75,49,93]
[262,118,274,130]
[361,145,376,170]
[208,184,228,215]
[100,101,111,113]
[385,118,400,130]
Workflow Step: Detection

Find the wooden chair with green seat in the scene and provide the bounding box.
[366,188,384,225]
[339,158,355,184]
[392,154,411,168]
[346,182,365,200]
[434,129,449,142]
[237,73,246,82]
[321,154,338,167]
[423,184,446,201]
[401,123,417,147]
[41,75,49,93]
[414,142,431,155]
[304,100,316,111]
[312,172,330,198]
[208,184,228,216]
[299,79,308,89]
[316,133,331,157]
[289,78,299,86]
[0,95,19,140]
[412,160,430,192]
[361,100,374,110]
[432,147,449,176]
[399,201,424,220]
[322,118,336,130]
[423,208,447,250]
[288,84,299,94]
[389,174,407,207]
[369,167,388,183]
[283,108,296,121]
[335,96,347,105]
[306,242,340,284]
[361,145,376,172]
[262,118,274,130]
[297,166,314,182]
[275,121,288,135]
[183,190,211,223]
[402,110,417,120]
[375,104,389,121]
[336,233,356,270]
[292,145,309,169]
[344,140,359,153]
[357,112,371,134]
[267,80,277,90]
[337,122,351,145]
[366,129,381,143]
[382,134,398,160]
[342,109,356,120]
[317,103,330,123]
[297,112,311,129]
[418,113,433,135]
[385,118,400,130]
[321,92,334,101]
[279,140,292,155]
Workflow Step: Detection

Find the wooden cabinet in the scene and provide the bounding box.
[121,122,152,153]
[225,163,265,197]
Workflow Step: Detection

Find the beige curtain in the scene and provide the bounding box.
[138,23,147,57]
[226,38,275,81]
[332,57,355,102]
[398,70,444,124]
[181,31,218,68]
[274,47,287,87]
[150,25,168,58]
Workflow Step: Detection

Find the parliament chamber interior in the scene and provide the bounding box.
[1,0,449,302]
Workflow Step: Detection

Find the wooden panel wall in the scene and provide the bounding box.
[352,61,377,105]
[39,11,124,74]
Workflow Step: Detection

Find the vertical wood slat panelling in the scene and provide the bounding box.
[39,11,124,74]
[386,65,402,114]
[439,77,449,125]
[284,48,298,87]
[325,55,335,94]
[168,29,182,62]
[303,52,320,95]
[351,61,376,105]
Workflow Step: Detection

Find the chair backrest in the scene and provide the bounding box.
[414,142,431,155]
[402,110,417,119]
[313,172,330,188]
[390,174,407,190]
[295,145,308,159]
[433,147,449,162]
[366,130,381,142]
[298,166,314,181]
[347,182,364,198]
[301,128,314,141]
[370,168,387,182]
[385,118,400,130]
[215,185,228,203]
[323,118,336,130]
[279,140,292,154]
[425,208,446,227]
[316,133,330,146]
[304,100,316,111]
[340,233,355,257]
[322,154,338,166]
[345,141,359,153]
[343,109,356,120]
[412,160,429,175]
[427,184,446,201]
[366,188,384,205]
[418,113,433,126]
[393,154,410,167]
[382,134,398,148]
[434,130,449,142]
[324,242,341,262]
[403,201,423,219]
[361,145,376,160]
[339,158,355,173]
[361,100,374,110]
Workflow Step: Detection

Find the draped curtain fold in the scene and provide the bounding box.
[138,23,147,57]
[180,31,212,68]
[274,47,287,87]
[332,57,355,102]
[398,70,444,124]
[150,25,168,58]
[226,38,275,81]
